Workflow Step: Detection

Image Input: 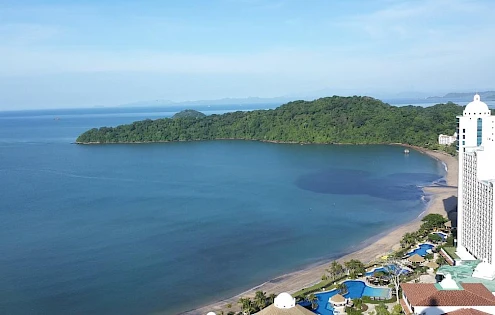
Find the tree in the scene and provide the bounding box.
[428,233,443,243]
[76,96,463,147]
[421,214,448,230]
[375,303,391,315]
[353,298,363,310]
[385,260,403,304]
[328,261,344,280]
[345,259,365,278]
[238,297,253,315]
[346,307,364,315]
[337,282,349,295]
[391,304,403,315]
[306,293,318,310]
[436,255,447,266]
[254,291,267,311]
[400,232,415,248]
[268,293,276,305]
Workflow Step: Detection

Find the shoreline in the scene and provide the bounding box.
[178,146,458,315]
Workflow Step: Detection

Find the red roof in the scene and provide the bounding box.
[401,283,495,307]
[442,309,491,315]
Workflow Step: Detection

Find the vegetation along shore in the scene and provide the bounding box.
[76,96,461,314]
[76,96,461,153]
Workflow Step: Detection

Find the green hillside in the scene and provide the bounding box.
[76,96,462,147]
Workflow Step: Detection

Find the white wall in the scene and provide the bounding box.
[414,305,495,315]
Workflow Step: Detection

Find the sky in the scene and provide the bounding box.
[1,0,495,110]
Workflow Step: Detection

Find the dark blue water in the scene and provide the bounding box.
[0,106,445,315]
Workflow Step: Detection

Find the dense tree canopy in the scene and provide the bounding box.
[171,109,206,119]
[76,96,463,146]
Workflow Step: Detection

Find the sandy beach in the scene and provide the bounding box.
[180,146,458,315]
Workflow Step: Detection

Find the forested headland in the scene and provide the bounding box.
[76,96,462,151]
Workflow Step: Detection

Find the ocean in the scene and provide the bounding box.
[0,105,445,314]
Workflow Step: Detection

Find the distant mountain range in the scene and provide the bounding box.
[117,90,495,109]
[119,96,294,107]
[426,91,495,101]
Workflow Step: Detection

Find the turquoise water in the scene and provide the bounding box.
[0,107,445,314]
[301,280,390,315]
[365,265,410,276]
[407,243,435,257]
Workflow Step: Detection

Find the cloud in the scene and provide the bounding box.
[337,0,493,40]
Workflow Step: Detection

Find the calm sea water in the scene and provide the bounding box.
[0,106,445,315]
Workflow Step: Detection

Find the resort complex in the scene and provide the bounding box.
[203,95,495,315]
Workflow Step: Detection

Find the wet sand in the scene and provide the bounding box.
[179,147,458,315]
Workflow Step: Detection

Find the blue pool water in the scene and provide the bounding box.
[407,243,434,257]
[300,280,390,315]
[434,232,447,241]
[365,265,410,276]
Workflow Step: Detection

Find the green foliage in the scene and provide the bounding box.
[238,292,269,315]
[345,259,365,277]
[445,234,455,246]
[328,261,344,280]
[428,233,443,243]
[375,303,391,315]
[76,96,463,145]
[337,282,349,295]
[392,304,404,315]
[172,109,206,119]
[362,296,397,304]
[421,213,448,228]
[436,254,447,266]
[306,293,318,310]
[346,306,364,315]
[424,253,434,260]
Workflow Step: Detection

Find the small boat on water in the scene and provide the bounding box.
[404,149,410,154]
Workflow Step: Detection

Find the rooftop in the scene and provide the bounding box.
[442,309,491,315]
[401,282,495,307]
[437,261,495,292]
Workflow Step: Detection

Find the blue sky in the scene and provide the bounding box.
[1,0,494,109]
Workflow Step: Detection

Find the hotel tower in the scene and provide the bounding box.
[456,95,495,264]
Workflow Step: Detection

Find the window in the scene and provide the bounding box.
[477,118,483,146]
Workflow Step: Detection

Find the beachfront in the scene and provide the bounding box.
[181,147,458,315]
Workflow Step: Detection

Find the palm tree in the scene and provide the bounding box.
[401,232,415,248]
[306,293,318,310]
[337,282,348,295]
[238,297,253,315]
[328,261,344,280]
[344,259,365,277]
[268,293,276,305]
[254,291,267,311]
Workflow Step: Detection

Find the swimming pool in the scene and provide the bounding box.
[407,243,434,257]
[299,280,390,315]
[434,232,447,241]
[365,265,410,276]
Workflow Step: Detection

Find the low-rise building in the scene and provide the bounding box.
[439,133,457,145]
[401,274,495,315]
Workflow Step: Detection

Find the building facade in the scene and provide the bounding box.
[439,133,457,145]
[456,95,495,264]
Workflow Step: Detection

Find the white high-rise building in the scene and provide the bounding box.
[456,94,495,264]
